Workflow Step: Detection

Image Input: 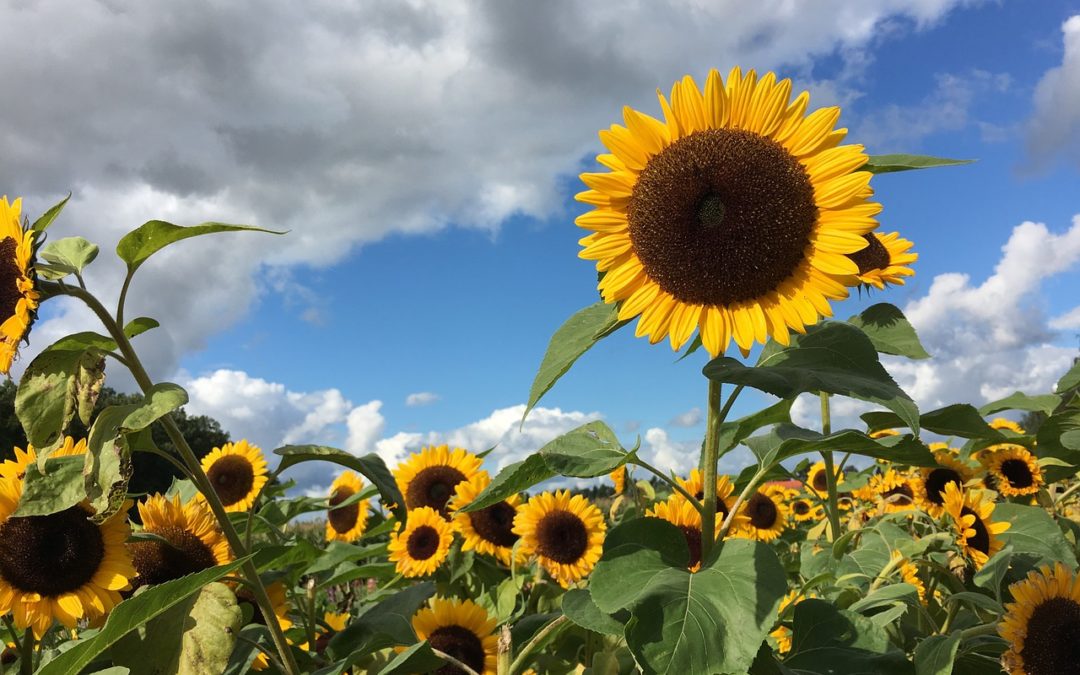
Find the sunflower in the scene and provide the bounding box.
[806,460,844,497]
[646,495,717,571]
[0,197,40,376]
[943,482,1009,570]
[448,472,523,566]
[198,440,268,513]
[990,418,1026,435]
[770,590,815,654]
[412,597,498,675]
[388,506,455,578]
[1000,562,1080,675]
[514,490,606,588]
[576,68,881,356]
[915,449,974,518]
[610,465,627,495]
[0,475,135,637]
[900,559,928,605]
[736,486,788,542]
[325,471,371,543]
[869,469,918,514]
[0,436,88,481]
[789,496,816,522]
[846,231,916,289]
[129,493,231,587]
[837,495,854,511]
[868,429,900,439]
[983,446,1044,498]
[676,469,740,524]
[395,445,482,518]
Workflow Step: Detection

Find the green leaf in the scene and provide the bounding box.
[785,599,914,674]
[589,518,690,613]
[458,454,555,513]
[979,392,1061,417]
[1034,398,1080,481]
[745,425,935,469]
[328,582,434,659]
[945,592,1002,614]
[714,399,793,455]
[972,548,1013,598]
[37,236,100,280]
[375,642,445,675]
[116,220,283,275]
[538,420,628,478]
[861,404,1004,440]
[994,503,1078,568]
[273,446,405,521]
[12,456,85,517]
[914,633,961,675]
[1058,360,1080,394]
[848,584,918,614]
[704,321,920,432]
[562,589,626,636]
[31,193,71,232]
[864,154,974,175]
[123,317,160,340]
[847,303,930,359]
[75,352,106,427]
[524,302,625,422]
[38,560,248,675]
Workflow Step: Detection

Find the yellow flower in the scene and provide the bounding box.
[770,589,815,654]
[576,68,882,356]
[0,436,88,481]
[610,465,627,495]
[869,469,918,515]
[242,581,293,671]
[388,506,455,578]
[394,445,482,518]
[448,472,523,566]
[900,559,927,605]
[514,490,605,588]
[847,231,917,289]
[325,471,371,542]
[914,448,974,518]
[999,562,1080,675]
[983,445,1043,498]
[0,197,40,375]
[675,469,740,525]
[646,495,717,571]
[735,486,788,542]
[129,493,231,587]
[989,418,1025,435]
[805,460,843,498]
[942,482,1009,570]
[411,597,498,675]
[198,440,268,513]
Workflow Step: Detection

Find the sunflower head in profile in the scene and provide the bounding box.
[999,562,1080,675]
[943,482,1009,570]
[989,418,1026,435]
[514,490,606,588]
[412,597,498,675]
[577,68,882,356]
[805,461,843,497]
[982,445,1043,498]
[736,487,789,542]
[395,445,482,518]
[915,448,974,518]
[0,475,135,637]
[675,469,740,523]
[869,469,918,515]
[646,495,716,571]
[448,473,523,567]
[325,471,371,543]
[199,440,268,513]
[846,231,917,290]
[0,436,88,481]
[610,465,628,495]
[129,493,231,587]
[388,506,455,578]
[0,197,41,376]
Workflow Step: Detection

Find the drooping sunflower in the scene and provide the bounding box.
[943,482,1009,570]
[646,495,716,571]
[915,449,974,518]
[805,460,844,497]
[129,493,231,587]
[514,490,606,588]
[610,465,627,495]
[736,487,789,542]
[388,506,455,578]
[199,440,268,513]
[576,68,882,356]
[676,469,740,524]
[869,469,918,515]
[0,197,40,376]
[448,472,523,566]
[837,495,854,511]
[0,436,88,481]
[394,445,483,518]
[412,597,498,675]
[999,562,1080,675]
[983,446,1043,498]
[325,471,371,543]
[846,231,917,289]
[0,475,135,637]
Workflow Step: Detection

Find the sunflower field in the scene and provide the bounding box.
[1,68,1079,675]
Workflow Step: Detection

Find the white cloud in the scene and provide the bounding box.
[668,407,703,428]
[1026,15,1080,171]
[1050,305,1080,331]
[344,401,387,455]
[405,392,440,407]
[641,427,754,477]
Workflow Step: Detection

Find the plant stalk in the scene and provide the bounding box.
[701,380,724,561]
[496,625,512,675]
[508,615,569,675]
[819,392,842,543]
[18,630,31,675]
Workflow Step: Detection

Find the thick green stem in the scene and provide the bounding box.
[18,630,31,675]
[496,625,512,675]
[819,392,842,543]
[508,615,569,675]
[701,381,724,561]
[957,622,999,640]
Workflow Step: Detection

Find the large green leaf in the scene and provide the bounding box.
[38,559,248,675]
[994,503,1078,569]
[561,589,626,637]
[458,455,554,513]
[785,600,914,674]
[715,399,793,456]
[524,302,625,421]
[864,154,974,175]
[590,518,690,613]
[745,425,935,469]
[1058,360,1080,394]
[847,303,930,360]
[375,642,445,675]
[861,404,1003,440]
[37,236,100,280]
[116,220,282,275]
[703,322,920,432]
[538,420,629,478]
[274,446,405,520]
[12,456,85,517]
[327,582,435,659]
[1033,398,1080,481]
[913,633,961,675]
[979,392,1061,417]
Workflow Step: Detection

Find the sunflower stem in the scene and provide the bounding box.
[17,630,31,675]
[497,625,512,675]
[957,622,999,640]
[52,282,302,675]
[819,392,842,544]
[701,380,724,561]
[508,615,569,675]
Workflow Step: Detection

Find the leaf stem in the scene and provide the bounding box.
[18,630,31,675]
[717,466,768,541]
[819,392,842,543]
[629,457,703,511]
[508,615,569,675]
[433,648,483,675]
[957,622,999,640]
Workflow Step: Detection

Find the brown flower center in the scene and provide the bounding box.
[924,468,962,506]
[406,466,466,517]
[406,525,441,560]
[678,525,703,570]
[848,233,889,275]
[1000,459,1035,489]
[468,502,519,549]
[746,492,779,529]
[960,506,990,554]
[692,489,730,518]
[811,470,829,493]
[427,625,486,675]
[0,506,105,596]
[1020,597,1080,675]
[206,454,255,507]
[130,525,217,586]
[627,128,817,305]
[328,487,360,534]
[793,500,811,516]
[535,510,588,564]
[883,484,914,506]
[0,237,25,324]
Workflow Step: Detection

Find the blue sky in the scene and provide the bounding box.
[9,0,1080,492]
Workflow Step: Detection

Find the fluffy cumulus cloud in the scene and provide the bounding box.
[641,427,754,476]
[1026,15,1080,171]
[4,0,972,380]
[405,392,440,407]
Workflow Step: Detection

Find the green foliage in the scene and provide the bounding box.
[274,445,405,520]
[847,303,930,360]
[11,455,85,517]
[864,154,974,174]
[861,404,1003,439]
[116,220,283,276]
[785,600,914,674]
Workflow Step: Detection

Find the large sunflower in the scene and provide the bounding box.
[942,482,1009,570]
[0,436,87,481]
[646,495,716,571]
[0,475,135,637]
[914,448,974,518]
[388,506,455,578]
[983,446,1043,498]
[736,486,789,542]
[805,460,843,498]
[514,490,606,588]
[676,469,740,525]
[869,469,918,515]
[577,68,881,355]
[128,493,231,587]
[846,231,917,289]
[412,597,498,675]
[448,473,523,566]
[0,197,40,375]
[1000,562,1080,675]
[199,440,268,513]
[394,445,483,518]
[325,471,371,543]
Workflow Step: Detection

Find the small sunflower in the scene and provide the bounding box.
[448,473,523,566]
[676,469,739,523]
[736,487,788,542]
[943,482,1009,570]
[869,469,918,514]
[0,197,40,375]
[900,559,927,605]
[239,581,293,671]
[915,449,974,518]
[412,597,498,675]
[0,475,135,637]
[990,418,1026,435]
[646,495,715,571]
[0,436,88,481]
[983,446,1043,498]
[395,445,483,518]
[999,562,1080,675]
[610,465,627,495]
[577,68,882,356]
[837,495,854,511]
[325,471,371,543]
[129,493,231,587]
[846,231,917,289]
[789,496,816,522]
[805,460,843,497]
[388,506,455,578]
[514,490,606,588]
[199,440,268,513]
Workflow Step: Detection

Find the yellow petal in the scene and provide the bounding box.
[622,106,669,155]
[814,172,873,209]
[599,125,649,171]
[704,68,728,128]
[579,171,635,198]
[784,106,841,157]
[674,75,707,134]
